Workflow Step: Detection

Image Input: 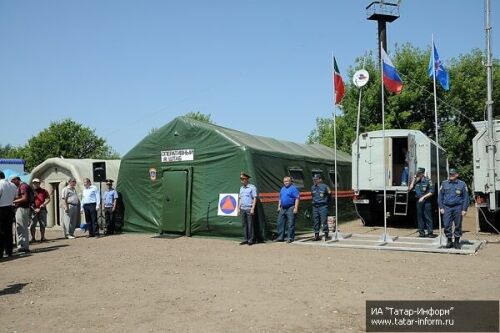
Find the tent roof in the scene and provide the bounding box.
[30,158,121,184]
[165,117,350,162]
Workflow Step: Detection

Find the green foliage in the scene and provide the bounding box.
[184,111,214,124]
[0,144,23,159]
[308,45,500,185]
[20,119,119,171]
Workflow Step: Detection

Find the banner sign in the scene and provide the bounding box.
[161,149,194,162]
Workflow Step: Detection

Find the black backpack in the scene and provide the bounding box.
[25,183,36,206]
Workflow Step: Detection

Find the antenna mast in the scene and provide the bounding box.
[485,0,497,210]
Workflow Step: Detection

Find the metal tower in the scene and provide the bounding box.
[366,1,400,61]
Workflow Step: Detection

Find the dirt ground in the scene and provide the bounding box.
[1,211,499,333]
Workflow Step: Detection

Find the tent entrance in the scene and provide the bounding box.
[49,182,61,227]
[161,169,191,235]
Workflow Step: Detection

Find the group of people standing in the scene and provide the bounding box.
[0,173,119,258]
[238,167,469,250]
[0,174,49,256]
[237,172,330,246]
[61,177,119,239]
[409,167,469,249]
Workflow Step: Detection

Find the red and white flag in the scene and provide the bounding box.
[333,57,345,105]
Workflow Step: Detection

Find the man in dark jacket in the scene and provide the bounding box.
[438,168,469,249]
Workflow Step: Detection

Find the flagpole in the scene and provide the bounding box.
[333,94,340,241]
[355,54,367,194]
[431,35,444,246]
[332,54,342,241]
[380,43,389,242]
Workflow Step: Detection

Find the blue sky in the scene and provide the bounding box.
[0,0,498,156]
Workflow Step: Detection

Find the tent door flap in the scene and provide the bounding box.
[161,170,188,233]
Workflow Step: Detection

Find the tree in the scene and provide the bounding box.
[21,119,119,171]
[184,111,214,124]
[436,49,500,182]
[308,45,500,184]
[0,144,23,159]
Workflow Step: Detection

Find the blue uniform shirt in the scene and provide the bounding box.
[279,184,300,208]
[103,189,118,208]
[438,179,469,211]
[239,184,257,210]
[311,183,330,206]
[413,177,434,199]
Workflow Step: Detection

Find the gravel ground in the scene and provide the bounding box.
[1,211,499,332]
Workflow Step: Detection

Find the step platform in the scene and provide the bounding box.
[294,234,484,255]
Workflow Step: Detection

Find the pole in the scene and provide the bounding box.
[333,106,339,240]
[431,35,444,246]
[485,0,497,211]
[380,43,389,242]
[355,55,367,194]
[332,54,342,241]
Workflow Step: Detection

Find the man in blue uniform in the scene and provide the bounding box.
[311,174,331,241]
[238,172,257,246]
[438,168,469,249]
[103,179,118,235]
[409,167,435,237]
[275,176,300,243]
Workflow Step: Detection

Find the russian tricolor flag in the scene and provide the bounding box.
[381,48,403,94]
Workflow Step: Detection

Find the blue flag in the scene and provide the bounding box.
[428,43,449,91]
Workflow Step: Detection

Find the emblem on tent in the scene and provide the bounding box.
[149,168,157,181]
[217,194,238,216]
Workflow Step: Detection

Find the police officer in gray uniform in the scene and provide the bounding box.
[311,174,331,241]
[409,167,435,237]
[438,168,469,249]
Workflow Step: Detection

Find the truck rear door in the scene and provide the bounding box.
[407,133,416,178]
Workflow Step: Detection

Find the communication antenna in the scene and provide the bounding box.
[366,1,400,62]
[485,0,496,210]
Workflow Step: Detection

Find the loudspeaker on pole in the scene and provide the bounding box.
[92,161,106,182]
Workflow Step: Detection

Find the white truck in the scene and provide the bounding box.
[472,120,500,231]
[352,129,448,226]
[473,0,499,232]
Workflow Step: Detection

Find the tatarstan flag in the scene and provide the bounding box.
[333,57,345,105]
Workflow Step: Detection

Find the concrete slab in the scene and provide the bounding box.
[295,234,484,255]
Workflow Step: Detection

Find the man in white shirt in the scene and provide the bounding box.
[81,178,100,237]
[0,171,17,257]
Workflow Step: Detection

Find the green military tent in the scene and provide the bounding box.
[118,116,354,239]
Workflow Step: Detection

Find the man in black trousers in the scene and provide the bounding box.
[81,178,101,237]
[0,171,17,257]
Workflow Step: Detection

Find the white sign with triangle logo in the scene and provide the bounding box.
[217,193,239,216]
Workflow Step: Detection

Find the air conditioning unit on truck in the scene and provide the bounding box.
[352,129,448,226]
[472,120,500,231]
